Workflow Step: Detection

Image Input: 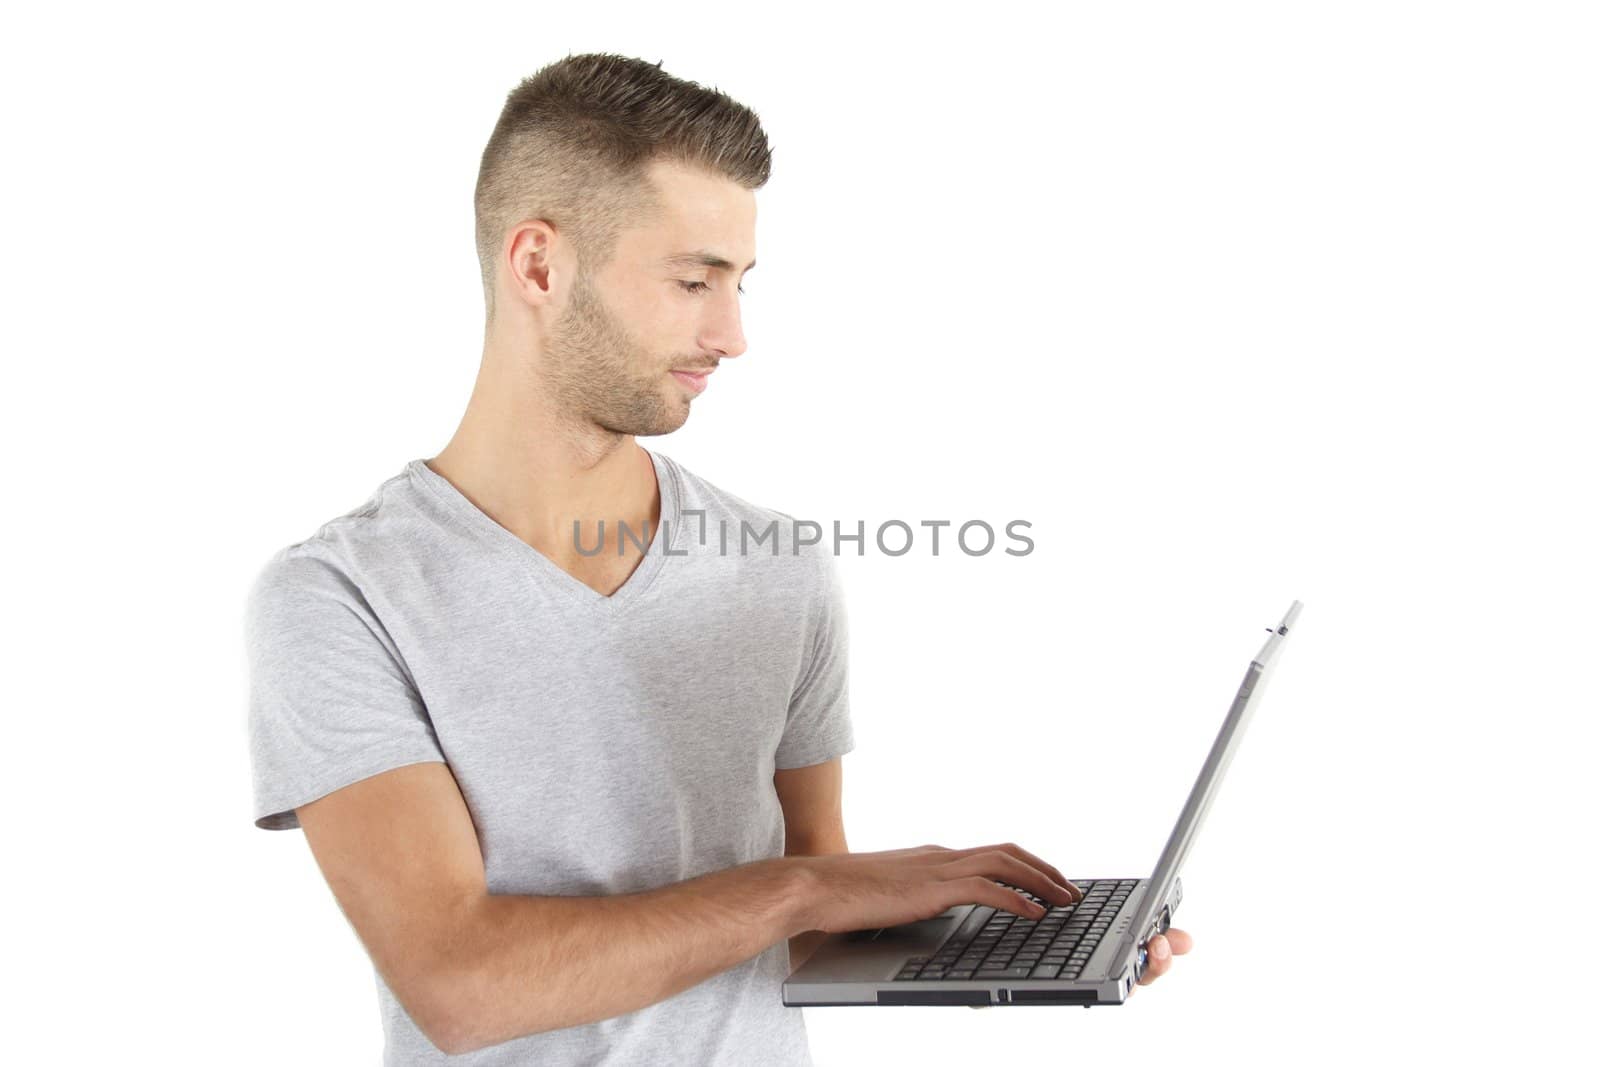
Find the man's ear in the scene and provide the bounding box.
[503,218,564,311]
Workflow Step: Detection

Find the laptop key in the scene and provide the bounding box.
[1031,964,1062,979]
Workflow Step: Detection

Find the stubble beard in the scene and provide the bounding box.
[544,267,688,439]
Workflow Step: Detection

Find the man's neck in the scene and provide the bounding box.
[424,414,660,574]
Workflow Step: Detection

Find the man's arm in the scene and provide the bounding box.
[774,756,849,969]
[294,761,814,1057]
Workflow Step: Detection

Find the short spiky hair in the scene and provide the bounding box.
[473,53,773,322]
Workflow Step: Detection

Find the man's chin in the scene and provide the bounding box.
[601,407,689,438]
[651,409,691,435]
[648,393,693,434]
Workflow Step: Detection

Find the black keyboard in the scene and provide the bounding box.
[893,879,1137,982]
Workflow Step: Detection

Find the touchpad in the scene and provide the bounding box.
[843,906,967,942]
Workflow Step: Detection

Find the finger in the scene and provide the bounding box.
[949,875,1050,919]
[1137,933,1173,985]
[959,842,1079,900]
[1165,927,1194,955]
[941,851,1077,907]
[976,847,1080,903]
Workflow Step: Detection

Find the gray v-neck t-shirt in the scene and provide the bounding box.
[244,448,855,1065]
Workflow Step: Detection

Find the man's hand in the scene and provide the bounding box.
[791,842,1082,933]
[1130,927,1194,994]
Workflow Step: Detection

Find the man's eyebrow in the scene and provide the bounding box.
[662,250,757,273]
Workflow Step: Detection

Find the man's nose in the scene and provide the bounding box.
[701,300,747,359]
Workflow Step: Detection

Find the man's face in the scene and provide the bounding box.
[544,158,755,437]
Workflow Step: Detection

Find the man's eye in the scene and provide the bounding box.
[677,280,746,294]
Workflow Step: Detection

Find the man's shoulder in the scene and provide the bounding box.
[657,450,833,564]
[660,450,790,523]
[246,463,430,609]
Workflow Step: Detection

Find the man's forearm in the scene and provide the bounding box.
[427,856,814,1055]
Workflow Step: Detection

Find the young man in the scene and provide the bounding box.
[245,52,1190,1065]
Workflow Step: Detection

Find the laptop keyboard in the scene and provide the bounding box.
[893,879,1136,982]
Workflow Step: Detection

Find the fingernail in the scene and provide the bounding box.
[1154,939,1170,959]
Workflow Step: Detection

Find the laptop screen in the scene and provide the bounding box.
[1117,600,1303,960]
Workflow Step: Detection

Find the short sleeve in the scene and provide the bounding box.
[245,548,446,831]
[775,550,856,770]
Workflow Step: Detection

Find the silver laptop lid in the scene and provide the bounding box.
[1112,600,1303,970]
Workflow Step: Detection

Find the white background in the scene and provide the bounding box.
[3,2,1595,1063]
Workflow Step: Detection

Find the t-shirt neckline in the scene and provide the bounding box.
[406,447,680,613]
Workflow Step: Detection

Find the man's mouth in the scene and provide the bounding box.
[670,368,713,395]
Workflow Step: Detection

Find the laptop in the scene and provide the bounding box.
[783,600,1303,1008]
